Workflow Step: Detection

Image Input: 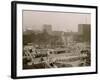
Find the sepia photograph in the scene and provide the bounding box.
[22,10,91,69]
[11,1,97,79]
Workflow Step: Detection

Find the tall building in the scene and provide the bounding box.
[78,24,91,42]
[43,24,52,35]
[78,24,90,34]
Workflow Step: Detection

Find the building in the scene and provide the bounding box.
[78,24,91,34]
[43,24,52,35]
[78,24,91,42]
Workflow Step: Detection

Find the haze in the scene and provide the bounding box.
[23,10,91,32]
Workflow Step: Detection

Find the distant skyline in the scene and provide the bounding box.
[23,10,91,32]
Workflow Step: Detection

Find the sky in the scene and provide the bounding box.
[23,10,91,32]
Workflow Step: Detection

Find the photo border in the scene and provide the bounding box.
[11,1,98,79]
